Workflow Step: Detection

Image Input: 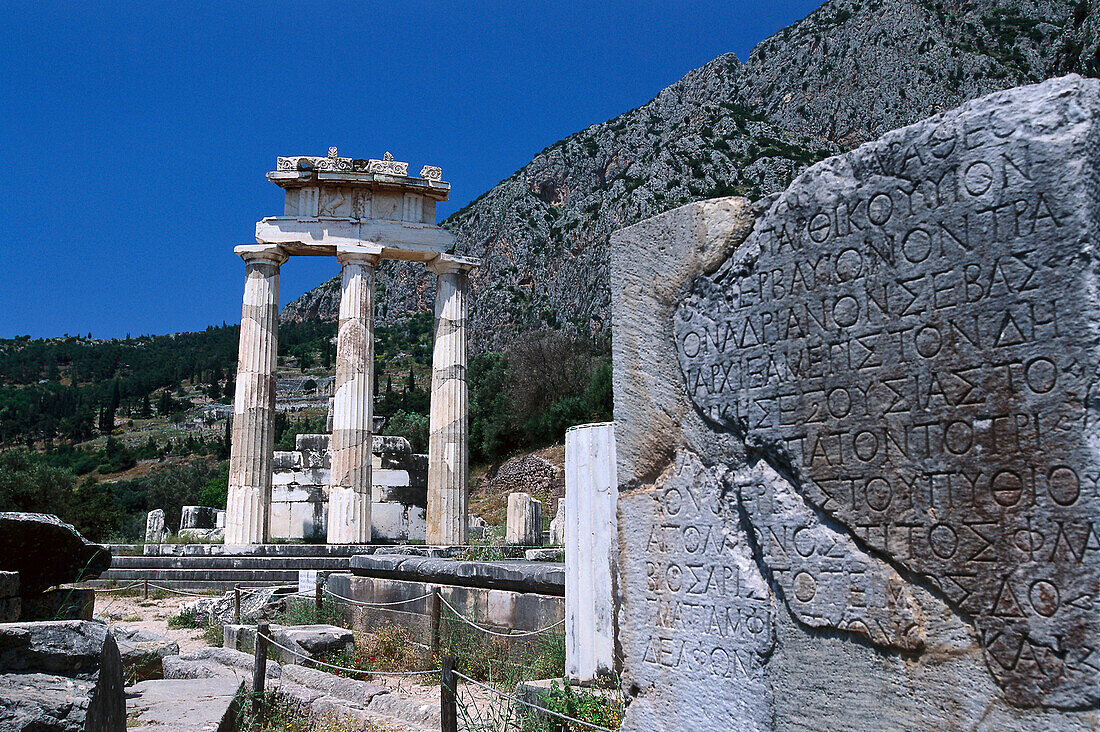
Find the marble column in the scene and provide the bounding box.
[327,246,381,544]
[426,255,476,545]
[225,245,287,545]
[565,422,618,683]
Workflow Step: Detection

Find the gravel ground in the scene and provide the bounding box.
[93,590,216,654]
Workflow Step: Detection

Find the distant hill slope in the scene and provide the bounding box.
[282,0,1099,347]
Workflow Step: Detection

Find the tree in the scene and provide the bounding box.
[140,393,152,418]
[0,450,121,541]
[108,379,121,414]
[385,410,430,453]
[506,329,596,432]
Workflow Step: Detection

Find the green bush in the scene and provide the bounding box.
[520,680,624,731]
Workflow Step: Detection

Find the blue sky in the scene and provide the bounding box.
[0,1,821,339]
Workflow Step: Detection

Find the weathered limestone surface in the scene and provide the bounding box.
[0,514,110,596]
[223,623,353,665]
[349,555,565,595]
[125,677,241,732]
[505,493,543,546]
[112,626,179,683]
[549,500,566,546]
[426,255,477,545]
[328,247,380,544]
[0,621,125,731]
[226,245,286,545]
[178,506,225,542]
[564,423,618,683]
[613,76,1100,729]
[144,510,166,543]
[0,572,18,623]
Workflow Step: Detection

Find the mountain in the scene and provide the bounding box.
[281,0,1099,347]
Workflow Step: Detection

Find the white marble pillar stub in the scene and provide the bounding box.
[426,255,477,545]
[225,245,287,546]
[565,422,618,683]
[505,492,543,545]
[327,247,380,544]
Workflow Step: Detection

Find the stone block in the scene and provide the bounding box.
[144,510,167,544]
[0,514,110,595]
[505,492,543,546]
[20,589,94,621]
[548,500,566,546]
[611,76,1100,728]
[223,623,352,665]
[125,677,242,732]
[273,451,303,470]
[176,528,223,542]
[295,433,330,452]
[0,598,20,623]
[350,555,564,595]
[0,620,125,731]
[524,549,564,562]
[373,468,411,487]
[164,646,281,681]
[0,572,19,599]
[112,626,179,683]
[179,506,219,531]
[565,423,617,683]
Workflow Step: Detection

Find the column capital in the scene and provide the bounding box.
[234,244,288,265]
[336,243,383,266]
[428,253,481,276]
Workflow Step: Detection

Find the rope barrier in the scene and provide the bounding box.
[439,597,565,638]
[453,671,614,732]
[145,582,228,598]
[323,586,435,608]
[256,632,440,677]
[88,582,144,593]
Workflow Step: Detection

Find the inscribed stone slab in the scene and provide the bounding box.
[674,75,1100,707]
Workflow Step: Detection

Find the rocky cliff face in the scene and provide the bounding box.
[281,0,1099,347]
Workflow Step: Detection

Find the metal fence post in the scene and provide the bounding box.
[430,588,441,653]
[234,584,241,625]
[143,579,148,600]
[315,581,323,620]
[252,622,269,724]
[441,655,457,732]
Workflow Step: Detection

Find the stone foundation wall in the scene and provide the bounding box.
[270,434,428,542]
[326,573,564,639]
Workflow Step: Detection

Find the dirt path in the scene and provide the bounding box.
[94,591,213,653]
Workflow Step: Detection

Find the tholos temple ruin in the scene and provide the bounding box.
[224,148,479,546]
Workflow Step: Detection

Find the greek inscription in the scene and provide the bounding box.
[674,88,1100,707]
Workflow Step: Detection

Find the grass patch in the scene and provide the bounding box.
[518,680,624,731]
[233,691,383,732]
[168,606,223,646]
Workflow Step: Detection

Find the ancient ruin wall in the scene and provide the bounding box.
[613,75,1100,730]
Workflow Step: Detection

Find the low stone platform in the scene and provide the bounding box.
[94,544,473,591]
[126,677,241,731]
[327,571,564,638]
[350,555,565,595]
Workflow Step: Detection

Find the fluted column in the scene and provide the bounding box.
[426,254,477,545]
[225,244,287,546]
[327,246,381,544]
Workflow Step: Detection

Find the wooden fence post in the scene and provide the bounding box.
[430,588,441,653]
[234,585,241,625]
[315,581,323,620]
[441,654,458,732]
[252,622,269,725]
[143,579,148,600]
